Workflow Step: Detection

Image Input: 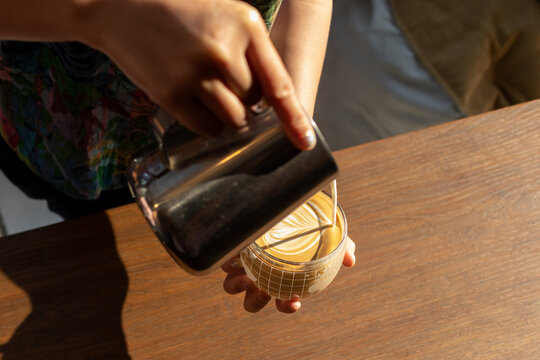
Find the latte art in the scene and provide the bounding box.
[241,190,347,300]
[255,191,344,262]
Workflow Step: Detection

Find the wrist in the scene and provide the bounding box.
[71,0,114,50]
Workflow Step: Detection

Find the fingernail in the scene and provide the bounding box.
[304,129,317,150]
[235,118,248,128]
[291,301,301,311]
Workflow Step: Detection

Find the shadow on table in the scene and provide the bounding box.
[0,212,131,359]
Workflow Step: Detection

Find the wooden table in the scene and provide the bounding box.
[1,100,539,359]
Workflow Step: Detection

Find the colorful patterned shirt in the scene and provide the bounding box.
[0,0,281,199]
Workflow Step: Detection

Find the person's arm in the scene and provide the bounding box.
[0,0,84,41]
[0,0,316,150]
[270,0,333,116]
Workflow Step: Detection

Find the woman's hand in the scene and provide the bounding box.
[221,237,356,313]
[83,0,315,149]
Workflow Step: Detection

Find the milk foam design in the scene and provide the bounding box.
[257,200,331,258]
[241,190,347,300]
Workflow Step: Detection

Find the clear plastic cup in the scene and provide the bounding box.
[240,191,347,300]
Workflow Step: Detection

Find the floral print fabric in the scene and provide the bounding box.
[0,1,280,199]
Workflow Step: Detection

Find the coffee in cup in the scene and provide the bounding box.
[240,190,347,300]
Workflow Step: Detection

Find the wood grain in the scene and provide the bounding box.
[1,100,539,359]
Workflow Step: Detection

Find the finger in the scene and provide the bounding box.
[276,298,302,313]
[245,18,316,150]
[243,75,262,108]
[197,78,247,128]
[244,288,272,313]
[166,96,223,137]
[219,54,261,105]
[221,256,242,273]
[223,273,250,295]
[342,237,356,268]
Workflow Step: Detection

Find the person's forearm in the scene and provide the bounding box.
[270,0,332,116]
[0,0,101,45]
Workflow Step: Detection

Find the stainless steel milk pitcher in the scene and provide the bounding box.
[127,106,338,274]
